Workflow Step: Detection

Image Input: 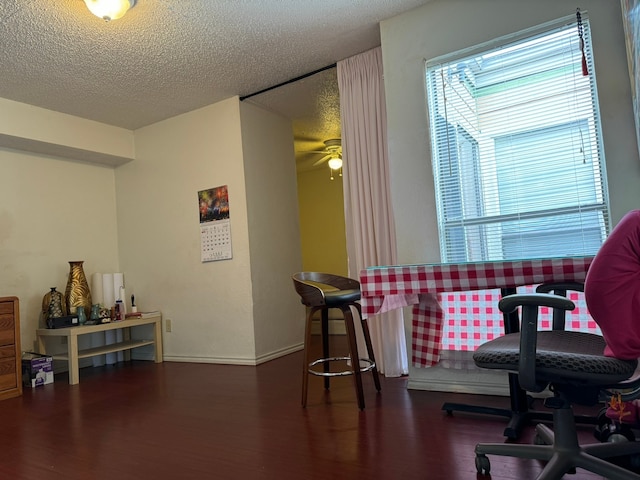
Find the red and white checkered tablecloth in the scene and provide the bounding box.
[359,257,594,367]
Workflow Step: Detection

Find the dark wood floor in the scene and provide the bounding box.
[0,338,621,480]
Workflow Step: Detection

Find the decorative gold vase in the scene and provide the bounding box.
[65,261,92,320]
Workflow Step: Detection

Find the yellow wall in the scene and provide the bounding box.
[296,167,348,276]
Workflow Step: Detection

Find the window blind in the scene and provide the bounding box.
[425,14,609,263]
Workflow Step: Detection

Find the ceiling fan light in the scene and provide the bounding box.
[84,0,135,21]
[328,158,343,170]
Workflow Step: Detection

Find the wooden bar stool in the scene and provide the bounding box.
[292,272,381,410]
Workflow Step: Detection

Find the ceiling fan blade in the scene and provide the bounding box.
[298,151,325,161]
[312,155,331,166]
[294,135,322,142]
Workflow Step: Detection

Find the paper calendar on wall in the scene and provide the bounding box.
[198,185,232,262]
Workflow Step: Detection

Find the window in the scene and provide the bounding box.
[425,14,609,263]
[425,15,607,354]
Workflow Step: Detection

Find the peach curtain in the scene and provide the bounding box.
[337,47,408,377]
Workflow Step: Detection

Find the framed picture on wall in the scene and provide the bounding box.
[621,0,640,157]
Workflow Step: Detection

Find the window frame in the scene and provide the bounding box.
[425,13,610,264]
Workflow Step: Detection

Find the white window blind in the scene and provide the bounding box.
[425,14,609,263]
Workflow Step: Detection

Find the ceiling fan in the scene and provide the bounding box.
[306,139,343,170]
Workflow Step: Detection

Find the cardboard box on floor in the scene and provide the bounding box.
[22,352,53,388]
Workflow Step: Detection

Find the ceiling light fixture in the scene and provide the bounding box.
[328,156,343,181]
[84,0,136,21]
[328,157,343,170]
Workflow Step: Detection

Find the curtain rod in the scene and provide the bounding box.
[239,63,337,101]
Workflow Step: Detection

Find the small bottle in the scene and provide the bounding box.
[131,294,138,313]
[115,300,123,321]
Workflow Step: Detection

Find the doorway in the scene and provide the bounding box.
[242,66,347,276]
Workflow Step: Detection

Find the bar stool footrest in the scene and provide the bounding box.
[308,356,376,377]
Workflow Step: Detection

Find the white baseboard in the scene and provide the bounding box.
[55,343,305,371]
[163,342,304,366]
[407,364,511,397]
[256,343,304,364]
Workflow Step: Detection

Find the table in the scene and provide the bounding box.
[36,314,163,385]
[360,257,594,366]
[359,257,594,438]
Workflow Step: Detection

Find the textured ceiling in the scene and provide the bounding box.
[245,66,344,171]
[0,0,431,168]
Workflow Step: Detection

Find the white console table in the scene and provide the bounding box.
[36,314,163,385]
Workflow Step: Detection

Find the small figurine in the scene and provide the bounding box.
[99,307,112,323]
[607,393,633,424]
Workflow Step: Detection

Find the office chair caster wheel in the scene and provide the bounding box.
[596,406,609,426]
[475,454,490,475]
[594,411,609,442]
[595,421,635,443]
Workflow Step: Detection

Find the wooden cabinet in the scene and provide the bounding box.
[0,297,21,400]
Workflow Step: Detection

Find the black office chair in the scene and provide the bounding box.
[292,272,381,410]
[507,282,600,431]
[443,281,590,440]
[473,293,640,479]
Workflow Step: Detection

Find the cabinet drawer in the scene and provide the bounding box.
[0,302,13,315]
[0,346,14,359]
[0,315,15,347]
[0,358,16,390]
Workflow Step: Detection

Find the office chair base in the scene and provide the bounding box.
[475,408,640,480]
[443,402,528,439]
[443,401,599,440]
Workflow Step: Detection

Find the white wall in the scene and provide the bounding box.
[0,94,304,366]
[116,97,257,363]
[0,148,120,352]
[0,97,134,166]
[115,97,304,364]
[240,102,304,361]
[380,0,640,391]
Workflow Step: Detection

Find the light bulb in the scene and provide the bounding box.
[328,158,343,170]
[84,0,135,21]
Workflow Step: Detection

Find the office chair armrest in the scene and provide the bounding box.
[499,293,576,392]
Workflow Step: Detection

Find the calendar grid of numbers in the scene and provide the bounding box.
[198,185,232,262]
[200,220,232,262]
